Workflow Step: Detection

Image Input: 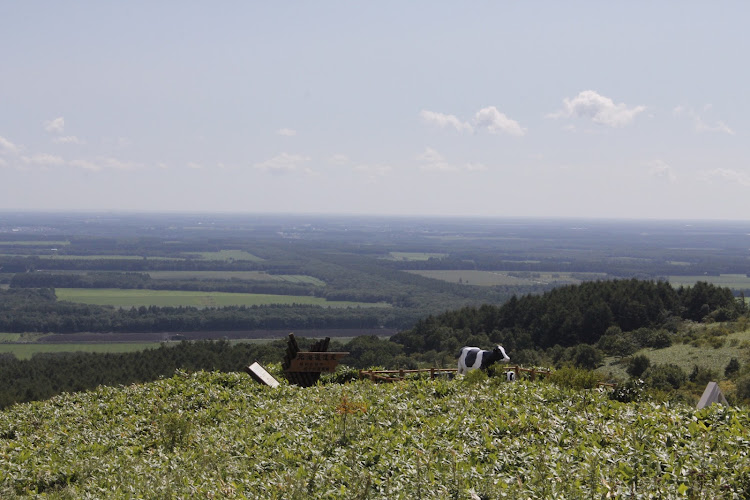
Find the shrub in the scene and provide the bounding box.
[688,365,718,386]
[725,358,741,378]
[643,363,687,391]
[609,378,646,403]
[548,365,603,390]
[626,354,651,378]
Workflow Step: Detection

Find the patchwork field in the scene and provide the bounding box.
[55,288,390,309]
[186,250,264,261]
[668,274,750,290]
[0,342,161,360]
[386,252,447,261]
[146,271,324,285]
[408,270,607,287]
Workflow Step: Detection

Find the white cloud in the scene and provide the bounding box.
[417,147,487,173]
[329,154,349,165]
[0,136,21,155]
[53,135,84,145]
[254,152,311,174]
[68,157,142,172]
[647,159,676,182]
[674,105,735,135]
[701,168,750,187]
[421,107,525,136]
[21,153,66,167]
[187,162,203,169]
[420,110,473,133]
[43,117,65,134]
[277,128,297,137]
[549,90,645,127]
[474,106,527,136]
[354,164,392,177]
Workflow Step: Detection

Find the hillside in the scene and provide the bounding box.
[2,371,749,498]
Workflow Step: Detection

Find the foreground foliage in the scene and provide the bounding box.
[2,372,750,498]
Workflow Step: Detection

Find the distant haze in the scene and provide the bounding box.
[1,2,748,220]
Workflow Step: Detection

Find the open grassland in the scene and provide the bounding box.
[55,288,390,309]
[385,251,447,261]
[408,270,607,287]
[669,274,750,290]
[2,371,749,498]
[0,342,161,360]
[0,333,21,342]
[32,254,179,261]
[146,270,325,285]
[186,250,264,261]
[599,328,750,380]
[0,240,69,246]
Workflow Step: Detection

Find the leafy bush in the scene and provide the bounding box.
[548,365,603,390]
[626,354,651,378]
[725,358,741,378]
[609,378,646,403]
[643,363,687,391]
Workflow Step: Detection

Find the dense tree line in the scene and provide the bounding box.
[0,340,286,409]
[391,279,745,354]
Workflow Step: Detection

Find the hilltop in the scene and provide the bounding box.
[2,370,750,498]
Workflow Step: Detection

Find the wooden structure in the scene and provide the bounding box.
[282,333,348,387]
[358,365,553,383]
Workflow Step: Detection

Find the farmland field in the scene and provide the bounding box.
[187,250,264,261]
[55,288,390,309]
[386,251,447,261]
[408,270,607,287]
[146,270,324,285]
[0,342,161,360]
[668,274,750,290]
[0,240,69,246]
[34,254,180,261]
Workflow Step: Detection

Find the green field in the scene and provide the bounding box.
[0,342,161,360]
[386,252,447,261]
[3,371,749,497]
[408,270,607,287]
[0,240,69,246]
[146,270,325,285]
[598,328,750,380]
[33,254,180,260]
[187,250,264,261]
[55,288,389,309]
[0,333,21,342]
[668,274,750,290]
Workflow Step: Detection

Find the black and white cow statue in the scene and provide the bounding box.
[457,345,510,375]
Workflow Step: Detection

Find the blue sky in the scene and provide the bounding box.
[1,2,748,219]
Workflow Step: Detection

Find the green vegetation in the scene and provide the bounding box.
[146,271,325,285]
[2,371,750,498]
[55,288,388,309]
[669,274,750,292]
[386,251,447,261]
[408,270,606,286]
[0,342,160,360]
[189,250,264,261]
[0,241,69,246]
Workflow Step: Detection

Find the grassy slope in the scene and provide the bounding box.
[599,329,750,380]
[2,371,749,498]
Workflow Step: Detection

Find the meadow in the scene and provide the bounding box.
[668,274,750,291]
[1,370,748,498]
[146,270,325,285]
[0,342,161,360]
[187,250,264,261]
[408,270,607,287]
[55,288,390,309]
[385,252,447,261]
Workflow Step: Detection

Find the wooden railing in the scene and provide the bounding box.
[358,365,553,382]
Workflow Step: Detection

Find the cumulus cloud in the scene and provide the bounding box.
[0,136,21,155]
[254,152,311,174]
[421,107,526,136]
[21,153,66,167]
[53,135,84,145]
[277,128,297,137]
[701,168,750,187]
[329,154,349,165]
[674,105,735,135]
[43,117,65,134]
[420,110,474,133]
[68,157,142,172]
[474,106,527,136]
[647,159,676,182]
[549,90,645,127]
[417,147,487,173]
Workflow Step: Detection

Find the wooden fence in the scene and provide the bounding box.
[358,365,553,383]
